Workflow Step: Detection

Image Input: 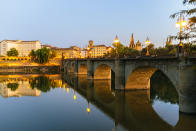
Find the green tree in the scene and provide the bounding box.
[112,43,140,57]
[155,47,169,56]
[29,50,37,60]
[150,71,179,104]
[170,0,196,42]
[36,47,50,64]
[7,83,19,91]
[184,43,193,55]
[7,48,19,57]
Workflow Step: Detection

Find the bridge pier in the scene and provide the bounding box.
[115,60,125,90]
[74,61,78,75]
[87,60,94,79]
[178,66,196,114]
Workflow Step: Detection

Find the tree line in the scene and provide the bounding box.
[29,47,56,64]
[6,47,56,64]
[104,42,196,58]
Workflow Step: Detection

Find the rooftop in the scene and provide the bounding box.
[93,45,106,47]
[1,40,40,44]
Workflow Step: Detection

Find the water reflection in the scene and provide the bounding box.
[63,73,196,131]
[150,71,179,104]
[0,75,63,98]
[0,76,41,98]
[150,71,179,126]
[0,74,195,131]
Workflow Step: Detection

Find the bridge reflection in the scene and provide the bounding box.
[62,74,196,131]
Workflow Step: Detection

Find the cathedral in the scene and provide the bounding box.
[129,33,142,51]
[166,37,173,46]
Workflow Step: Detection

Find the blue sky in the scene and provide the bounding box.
[0,0,184,48]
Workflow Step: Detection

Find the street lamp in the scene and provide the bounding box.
[176,14,187,57]
[114,36,120,57]
[87,47,90,58]
[146,37,151,56]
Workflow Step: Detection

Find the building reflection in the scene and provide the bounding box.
[0,75,64,98]
[0,80,41,98]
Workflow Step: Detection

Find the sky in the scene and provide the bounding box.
[0,0,185,48]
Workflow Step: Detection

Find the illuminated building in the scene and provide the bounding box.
[135,40,142,51]
[52,46,81,59]
[88,40,107,58]
[0,40,41,57]
[81,49,88,58]
[129,33,135,49]
[166,37,173,46]
[129,34,142,51]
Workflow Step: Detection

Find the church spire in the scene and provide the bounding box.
[129,33,135,49]
[114,35,120,43]
[166,37,172,46]
[168,37,172,45]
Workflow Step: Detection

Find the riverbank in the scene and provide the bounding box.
[0,60,61,74]
[0,66,60,74]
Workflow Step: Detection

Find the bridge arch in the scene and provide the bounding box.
[78,64,87,75]
[69,63,75,73]
[125,66,177,90]
[94,64,114,80]
[94,80,116,104]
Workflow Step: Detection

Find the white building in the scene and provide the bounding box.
[0,40,41,56]
[81,48,88,58]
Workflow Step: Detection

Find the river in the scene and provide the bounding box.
[0,73,195,131]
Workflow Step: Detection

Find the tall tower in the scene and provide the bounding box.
[135,40,142,51]
[166,37,173,46]
[114,35,120,43]
[168,37,173,45]
[129,33,135,49]
[88,40,94,48]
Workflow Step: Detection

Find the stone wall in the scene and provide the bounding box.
[0,66,60,75]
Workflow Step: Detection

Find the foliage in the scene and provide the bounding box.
[29,50,36,60]
[30,76,54,92]
[36,47,50,64]
[7,83,19,91]
[105,41,195,58]
[150,71,179,104]
[109,42,140,57]
[170,0,196,42]
[155,47,169,56]
[7,48,19,57]
[29,48,55,63]
[141,44,156,56]
[183,43,196,55]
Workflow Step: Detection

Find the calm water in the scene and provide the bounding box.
[0,73,195,131]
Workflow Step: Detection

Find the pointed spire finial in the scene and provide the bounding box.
[129,33,135,48]
[114,35,120,43]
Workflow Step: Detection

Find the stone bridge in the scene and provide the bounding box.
[62,57,196,114]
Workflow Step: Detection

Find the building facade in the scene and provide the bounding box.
[0,40,41,57]
[81,49,88,58]
[129,34,142,51]
[52,46,81,59]
[87,40,107,58]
